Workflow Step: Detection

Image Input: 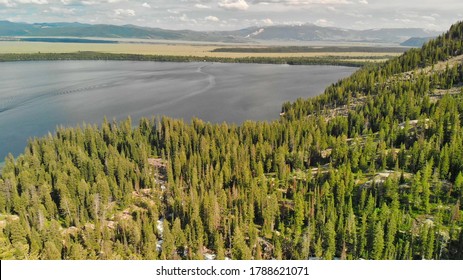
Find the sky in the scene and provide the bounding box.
[0,0,462,31]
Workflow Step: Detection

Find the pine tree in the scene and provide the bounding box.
[371,221,384,260]
[323,218,336,260]
[232,227,251,260]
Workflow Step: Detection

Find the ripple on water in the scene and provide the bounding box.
[0,61,357,159]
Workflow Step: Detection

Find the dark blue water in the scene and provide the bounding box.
[0,61,356,160]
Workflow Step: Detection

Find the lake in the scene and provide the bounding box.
[0,61,356,160]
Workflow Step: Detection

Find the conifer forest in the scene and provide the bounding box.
[1,21,463,260]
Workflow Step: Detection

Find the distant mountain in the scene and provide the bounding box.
[236,24,440,44]
[0,20,238,42]
[400,36,435,47]
[0,20,442,44]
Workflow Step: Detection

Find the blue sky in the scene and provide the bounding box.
[0,0,462,31]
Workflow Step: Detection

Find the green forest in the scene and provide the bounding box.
[1,21,463,260]
[0,52,367,67]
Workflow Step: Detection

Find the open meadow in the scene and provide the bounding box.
[0,41,401,62]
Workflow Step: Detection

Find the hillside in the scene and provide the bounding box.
[237,24,439,44]
[400,37,434,47]
[0,20,441,44]
[1,21,463,260]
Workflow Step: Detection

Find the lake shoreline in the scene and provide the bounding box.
[0,60,357,160]
[0,52,368,67]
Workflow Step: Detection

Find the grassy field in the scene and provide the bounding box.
[0,41,402,62]
[212,45,408,53]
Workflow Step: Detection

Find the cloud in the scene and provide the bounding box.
[114,8,135,17]
[45,6,76,14]
[81,0,97,5]
[180,14,188,22]
[0,0,50,6]
[195,3,210,9]
[205,15,220,22]
[250,0,350,5]
[1,0,461,32]
[0,0,16,7]
[315,18,334,26]
[219,0,249,11]
[178,13,197,24]
[421,15,436,21]
[17,0,48,4]
[82,0,126,4]
[394,18,413,24]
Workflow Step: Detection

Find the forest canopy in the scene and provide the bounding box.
[1,21,463,260]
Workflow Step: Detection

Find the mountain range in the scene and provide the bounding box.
[0,20,440,45]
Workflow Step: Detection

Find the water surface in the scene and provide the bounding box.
[0,61,356,159]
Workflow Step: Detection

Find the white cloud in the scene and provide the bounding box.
[179,13,190,22]
[17,0,48,4]
[0,0,16,7]
[45,6,75,14]
[315,18,334,26]
[421,15,436,21]
[177,13,199,24]
[81,0,97,5]
[195,3,210,9]
[205,15,220,22]
[219,0,249,11]
[1,0,461,32]
[114,8,135,17]
[251,0,350,5]
[394,18,413,24]
[81,0,126,4]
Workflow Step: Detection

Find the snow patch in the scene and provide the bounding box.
[204,253,216,260]
[245,28,265,38]
[157,218,164,236]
